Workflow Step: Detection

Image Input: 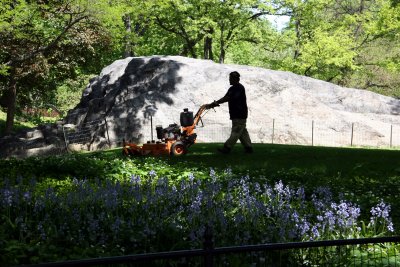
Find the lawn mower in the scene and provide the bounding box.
[122,104,215,156]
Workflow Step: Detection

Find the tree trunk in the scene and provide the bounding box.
[188,41,197,58]
[204,36,213,60]
[123,14,133,58]
[219,48,225,63]
[294,18,301,59]
[219,28,225,63]
[4,68,16,135]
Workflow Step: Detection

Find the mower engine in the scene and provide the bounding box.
[123,107,205,157]
[156,123,181,141]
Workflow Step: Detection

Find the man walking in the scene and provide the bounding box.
[205,71,253,154]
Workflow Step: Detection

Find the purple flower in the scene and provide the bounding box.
[387,222,394,232]
[370,200,391,219]
[297,219,310,236]
[37,222,46,240]
[1,189,13,207]
[224,168,232,176]
[274,180,284,194]
[370,200,394,232]
[23,191,32,202]
[149,170,157,178]
[188,173,195,182]
[311,225,320,239]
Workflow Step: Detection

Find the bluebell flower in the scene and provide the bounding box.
[209,168,217,182]
[130,175,140,184]
[387,222,394,232]
[370,200,391,219]
[370,200,394,232]
[188,173,195,183]
[37,222,46,240]
[311,225,320,240]
[1,189,13,207]
[148,169,157,178]
[224,167,232,176]
[297,219,310,236]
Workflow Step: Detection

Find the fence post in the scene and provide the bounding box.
[62,125,68,152]
[350,123,354,147]
[390,124,393,148]
[203,224,214,267]
[272,119,275,144]
[62,124,75,153]
[104,118,111,147]
[312,120,314,146]
[151,115,154,142]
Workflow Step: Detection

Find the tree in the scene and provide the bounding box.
[144,0,213,58]
[269,0,400,88]
[0,0,107,135]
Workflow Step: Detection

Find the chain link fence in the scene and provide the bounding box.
[134,114,400,148]
[62,113,400,151]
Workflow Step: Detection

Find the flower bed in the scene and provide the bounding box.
[0,167,395,265]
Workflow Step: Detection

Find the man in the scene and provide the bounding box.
[205,71,253,154]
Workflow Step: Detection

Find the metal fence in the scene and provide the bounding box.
[62,114,400,151]
[114,115,400,148]
[26,235,400,267]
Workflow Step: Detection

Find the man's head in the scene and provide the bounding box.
[229,71,240,85]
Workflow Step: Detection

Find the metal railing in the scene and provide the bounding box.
[24,234,400,267]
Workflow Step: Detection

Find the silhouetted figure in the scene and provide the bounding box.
[205,71,253,154]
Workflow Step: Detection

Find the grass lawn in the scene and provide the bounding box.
[171,143,400,179]
[0,110,36,136]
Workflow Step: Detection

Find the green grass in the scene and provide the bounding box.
[0,110,35,136]
[0,109,60,136]
[171,143,400,179]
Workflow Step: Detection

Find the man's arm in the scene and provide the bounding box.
[215,93,229,105]
[206,91,230,109]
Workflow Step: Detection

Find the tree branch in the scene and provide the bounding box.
[154,16,181,36]
[6,14,89,66]
[249,11,293,20]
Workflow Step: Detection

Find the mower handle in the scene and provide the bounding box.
[195,104,215,121]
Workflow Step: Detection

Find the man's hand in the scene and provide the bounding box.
[204,101,219,109]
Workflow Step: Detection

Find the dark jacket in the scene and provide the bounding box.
[224,83,248,120]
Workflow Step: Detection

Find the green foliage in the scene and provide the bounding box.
[0,0,113,133]
[295,27,358,80]
[55,74,93,114]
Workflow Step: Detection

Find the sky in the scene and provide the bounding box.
[265,15,291,31]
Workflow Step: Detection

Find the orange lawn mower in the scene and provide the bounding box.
[122,104,216,156]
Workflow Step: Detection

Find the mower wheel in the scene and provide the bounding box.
[171,141,187,156]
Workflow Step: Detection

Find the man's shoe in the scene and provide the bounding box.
[217,146,231,154]
[244,147,253,154]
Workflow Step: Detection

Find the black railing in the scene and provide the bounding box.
[22,235,400,267]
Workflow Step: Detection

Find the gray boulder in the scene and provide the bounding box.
[1,55,400,158]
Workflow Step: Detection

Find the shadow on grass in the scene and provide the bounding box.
[0,116,35,137]
[169,143,400,178]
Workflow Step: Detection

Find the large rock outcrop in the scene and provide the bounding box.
[1,56,400,158]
